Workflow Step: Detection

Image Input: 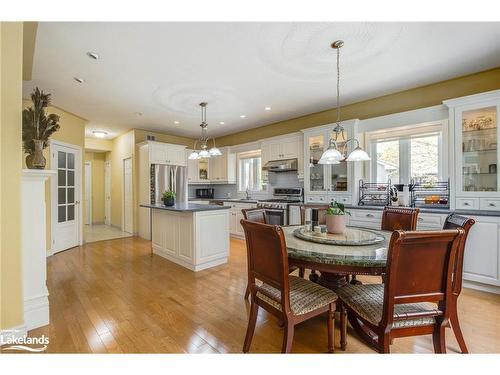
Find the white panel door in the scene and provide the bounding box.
[104,161,111,225]
[51,143,81,253]
[84,162,92,225]
[281,138,299,159]
[123,157,133,234]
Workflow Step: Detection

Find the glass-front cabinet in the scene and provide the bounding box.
[445,91,500,210]
[302,120,361,205]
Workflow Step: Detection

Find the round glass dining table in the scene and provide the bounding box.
[283,225,391,290]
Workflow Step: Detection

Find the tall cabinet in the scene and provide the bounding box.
[302,120,362,205]
[445,90,500,211]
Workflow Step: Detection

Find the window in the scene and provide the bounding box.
[238,151,262,191]
[368,123,443,184]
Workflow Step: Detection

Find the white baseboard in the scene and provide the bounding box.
[0,324,27,345]
[463,280,500,295]
[24,294,50,331]
[153,246,228,272]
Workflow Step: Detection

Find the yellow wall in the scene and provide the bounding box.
[216,67,500,146]
[84,152,106,224]
[85,137,112,152]
[22,100,87,251]
[110,130,135,229]
[0,22,24,330]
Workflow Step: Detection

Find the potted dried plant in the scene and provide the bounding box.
[325,201,350,234]
[22,87,60,169]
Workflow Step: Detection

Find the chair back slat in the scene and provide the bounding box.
[242,208,267,224]
[442,214,475,295]
[382,229,464,325]
[381,207,419,231]
[240,220,290,306]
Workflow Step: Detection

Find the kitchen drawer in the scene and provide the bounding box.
[455,197,479,210]
[416,213,443,228]
[336,195,352,205]
[306,195,328,203]
[480,198,500,211]
[350,209,382,222]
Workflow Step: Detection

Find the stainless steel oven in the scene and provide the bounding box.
[263,208,286,225]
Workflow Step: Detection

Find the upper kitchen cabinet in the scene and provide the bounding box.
[187,147,236,184]
[149,141,187,166]
[209,147,236,184]
[445,90,500,210]
[261,133,304,179]
[302,120,362,204]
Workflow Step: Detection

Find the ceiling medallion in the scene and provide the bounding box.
[318,40,371,165]
[188,103,222,160]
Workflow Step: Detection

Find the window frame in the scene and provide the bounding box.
[237,150,263,193]
[366,121,446,184]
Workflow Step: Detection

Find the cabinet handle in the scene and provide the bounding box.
[489,203,496,207]
[463,202,470,206]
[418,217,424,222]
[366,214,374,218]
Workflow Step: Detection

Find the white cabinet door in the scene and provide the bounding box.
[281,138,299,159]
[165,145,186,166]
[187,152,198,183]
[235,211,245,236]
[150,143,168,164]
[463,216,500,286]
[268,141,282,161]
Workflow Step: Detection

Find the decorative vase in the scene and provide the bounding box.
[326,215,346,234]
[29,139,46,169]
[163,197,175,207]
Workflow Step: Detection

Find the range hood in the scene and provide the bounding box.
[262,158,298,172]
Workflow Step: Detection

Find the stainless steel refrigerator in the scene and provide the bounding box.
[151,164,188,204]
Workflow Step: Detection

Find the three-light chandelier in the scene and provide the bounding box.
[188,102,222,160]
[318,40,370,164]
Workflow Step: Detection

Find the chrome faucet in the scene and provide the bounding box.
[245,187,251,200]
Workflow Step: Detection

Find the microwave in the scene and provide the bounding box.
[196,188,214,199]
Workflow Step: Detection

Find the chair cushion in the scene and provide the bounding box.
[336,284,439,328]
[256,276,337,315]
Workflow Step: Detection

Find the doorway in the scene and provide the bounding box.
[51,141,82,253]
[82,152,131,243]
[123,157,133,234]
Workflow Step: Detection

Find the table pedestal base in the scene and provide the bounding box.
[311,271,349,291]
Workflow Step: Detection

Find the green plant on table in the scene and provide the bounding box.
[325,201,351,216]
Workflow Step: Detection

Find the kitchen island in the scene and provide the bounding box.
[140,203,230,271]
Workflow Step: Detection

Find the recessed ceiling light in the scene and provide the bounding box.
[219,121,225,125]
[74,77,85,83]
[86,52,99,60]
[174,121,180,125]
[134,111,143,116]
[240,115,246,118]
[265,106,271,111]
[92,130,108,138]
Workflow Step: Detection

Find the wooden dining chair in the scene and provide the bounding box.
[442,213,475,354]
[381,206,420,231]
[241,208,304,300]
[337,228,465,353]
[240,219,338,353]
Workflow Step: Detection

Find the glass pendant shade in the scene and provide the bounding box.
[346,146,371,162]
[188,151,199,160]
[318,147,342,164]
[209,147,222,156]
[198,149,210,158]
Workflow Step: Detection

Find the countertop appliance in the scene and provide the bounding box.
[257,187,303,225]
[151,164,187,204]
[196,188,214,199]
[262,158,298,172]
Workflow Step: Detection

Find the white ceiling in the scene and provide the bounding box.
[24,22,500,140]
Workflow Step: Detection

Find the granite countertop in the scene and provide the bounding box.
[289,202,500,217]
[283,225,389,268]
[140,203,231,212]
[188,198,259,203]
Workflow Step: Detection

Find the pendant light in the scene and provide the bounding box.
[318,40,371,164]
[188,102,222,160]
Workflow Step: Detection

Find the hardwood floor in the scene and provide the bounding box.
[19,236,500,353]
